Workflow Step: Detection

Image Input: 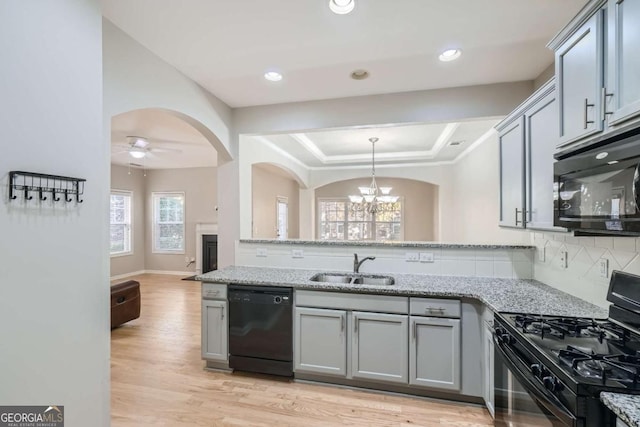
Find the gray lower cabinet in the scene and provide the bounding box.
[294,307,347,376]
[482,312,495,418]
[201,299,228,361]
[351,311,408,384]
[409,316,461,391]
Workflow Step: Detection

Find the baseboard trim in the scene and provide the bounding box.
[110,269,193,281]
[110,270,146,281]
[144,270,193,276]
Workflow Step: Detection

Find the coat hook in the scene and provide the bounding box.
[76,192,83,203]
[64,189,73,202]
[24,187,33,200]
[39,188,47,201]
[52,189,60,202]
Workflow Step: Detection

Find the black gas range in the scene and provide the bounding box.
[493,271,640,427]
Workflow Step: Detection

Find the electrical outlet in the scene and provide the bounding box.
[405,252,419,262]
[557,250,568,269]
[599,258,609,278]
[292,249,304,258]
[419,252,434,263]
[256,248,268,257]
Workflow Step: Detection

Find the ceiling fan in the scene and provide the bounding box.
[112,136,182,160]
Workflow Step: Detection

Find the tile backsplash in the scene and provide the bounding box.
[532,232,640,309]
[236,241,534,279]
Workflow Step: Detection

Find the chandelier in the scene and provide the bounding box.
[348,137,399,214]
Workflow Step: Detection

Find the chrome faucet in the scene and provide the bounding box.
[353,253,375,273]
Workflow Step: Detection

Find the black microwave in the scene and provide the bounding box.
[554,129,640,235]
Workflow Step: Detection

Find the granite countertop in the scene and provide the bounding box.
[197,266,607,317]
[601,392,640,427]
[239,239,535,250]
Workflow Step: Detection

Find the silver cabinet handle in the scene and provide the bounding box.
[425,307,446,314]
[602,87,614,121]
[515,208,522,226]
[584,98,595,129]
[221,306,224,320]
[354,316,358,333]
[413,321,417,340]
[341,314,345,332]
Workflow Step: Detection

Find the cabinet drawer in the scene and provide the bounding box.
[410,298,460,318]
[202,283,227,299]
[296,290,408,314]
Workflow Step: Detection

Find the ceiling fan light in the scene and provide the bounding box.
[329,0,355,15]
[129,149,146,159]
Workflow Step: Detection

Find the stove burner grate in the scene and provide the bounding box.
[557,345,640,386]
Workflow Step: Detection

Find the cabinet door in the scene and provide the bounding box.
[351,312,408,384]
[499,117,526,228]
[201,300,228,361]
[294,307,347,376]
[526,90,560,230]
[483,321,495,418]
[556,12,604,147]
[409,316,461,391]
[607,0,640,126]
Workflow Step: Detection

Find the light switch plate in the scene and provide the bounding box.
[419,252,434,263]
[292,249,304,258]
[256,248,268,257]
[599,258,609,278]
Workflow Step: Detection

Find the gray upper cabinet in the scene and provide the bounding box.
[556,11,604,148]
[201,299,228,362]
[526,88,559,230]
[606,0,640,126]
[409,316,461,391]
[497,80,562,232]
[498,117,525,228]
[294,307,347,377]
[351,312,408,384]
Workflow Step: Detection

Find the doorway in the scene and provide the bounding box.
[276,196,288,240]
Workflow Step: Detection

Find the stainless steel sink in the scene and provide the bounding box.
[309,273,395,286]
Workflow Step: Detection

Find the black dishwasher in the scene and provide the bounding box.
[228,285,293,377]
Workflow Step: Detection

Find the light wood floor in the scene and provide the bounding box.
[111,274,493,426]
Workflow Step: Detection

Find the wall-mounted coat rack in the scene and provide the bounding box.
[9,171,86,203]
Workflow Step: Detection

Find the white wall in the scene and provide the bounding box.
[102,20,236,268]
[0,2,109,425]
[252,165,300,239]
[110,164,146,277]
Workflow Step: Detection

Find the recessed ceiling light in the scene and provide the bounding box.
[264,71,283,82]
[439,49,462,62]
[350,69,369,80]
[329,0,355,15]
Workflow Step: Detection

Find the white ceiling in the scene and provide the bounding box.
[255,118,501,168]
[105,1,585,170]
[110,109,217,169]
[102,0,586,108]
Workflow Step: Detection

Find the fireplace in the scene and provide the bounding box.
[202,234,218,273]
[195,223,218,274]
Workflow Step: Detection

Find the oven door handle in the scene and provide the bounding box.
[494,336,577,427]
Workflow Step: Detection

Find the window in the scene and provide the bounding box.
[110,190,132,256]
[153,192,185,253]
[317,198,403,241]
